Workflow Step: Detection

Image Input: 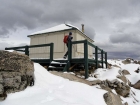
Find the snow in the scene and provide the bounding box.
[122,64,140,84]
[30,24,76,35]
[5,50,14,52]
[1,59,140,105]
[51,61,66,64]
[107,59,124,67]
[0,63,106,105]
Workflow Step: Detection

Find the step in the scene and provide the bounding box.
[48,66,64,71]
[48,60,68,71]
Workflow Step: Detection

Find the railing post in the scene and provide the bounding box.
[25,45,29,56]
[101,50,104,68]
[50,43,54,62]
[67,41,72,72]
[84,40,88,79]
[105,52,107,68]
[95,46,98,69]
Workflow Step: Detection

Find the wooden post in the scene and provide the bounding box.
[84,40,88,79]
[25,45,29,56]
[50,43,54,62]
[105,52,107,68]
[101,50,104,68]
[95,46,98,69]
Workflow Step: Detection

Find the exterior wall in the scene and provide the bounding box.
[75,30,93,58]
[29,29,93,59]
[29,30,76,59]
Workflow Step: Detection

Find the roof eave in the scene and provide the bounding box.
[27,28,77,37]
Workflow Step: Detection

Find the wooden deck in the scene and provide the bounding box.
[5,40,107,79]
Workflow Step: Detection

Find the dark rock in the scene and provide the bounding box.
[135,67,140,73]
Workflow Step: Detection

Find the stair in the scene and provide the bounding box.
[48,61,68,71]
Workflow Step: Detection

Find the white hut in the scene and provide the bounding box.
[28,24,94,59]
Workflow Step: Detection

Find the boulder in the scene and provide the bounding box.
[117,75,127,83]
[122,58,131,64]
[115,84,130,97]
[103,92,123,105]
[122,70,130,75]
[101,79,130,97]
[133,80,140,89]
[135,67,140,73]
[0,50,34,101]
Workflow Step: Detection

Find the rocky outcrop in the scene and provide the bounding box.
[100,79,130,97]
[0,50,34,101]
[122,58,133,64]
[104,92,123,105]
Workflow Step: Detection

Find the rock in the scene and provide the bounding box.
[127,80,132,87]
[122,58,131,64]
[103,92,123,105]
[133,80,140,89]
[124,102,128,105]
[98,79,131,98]
[115,84,130,97]
[135,67,140,73]
[107,63,112,69]
[91,79,101,85]
[0,84,4,94]
[113,65,121,68]
[117,76,127,83]
[134,60,138,64]
[94,74,98,78]
[100,83,112,92]
[0,50,34,101]
[122,70,130,75]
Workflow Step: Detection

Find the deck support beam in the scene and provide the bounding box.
[67,41,72,72]
[25,46,29,56]
[105,52,107,68]
[84,40,88,79]
[50,43,54,63]
[101,50,104,68]
[95,46,98,69]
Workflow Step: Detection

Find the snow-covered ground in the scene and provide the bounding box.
[0,63,106,105]
[0,59,140,105]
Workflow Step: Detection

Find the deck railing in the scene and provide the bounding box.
[5,43,54,62]
[67,40,107,78]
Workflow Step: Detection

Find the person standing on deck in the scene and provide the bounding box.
[63,32,73,59]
